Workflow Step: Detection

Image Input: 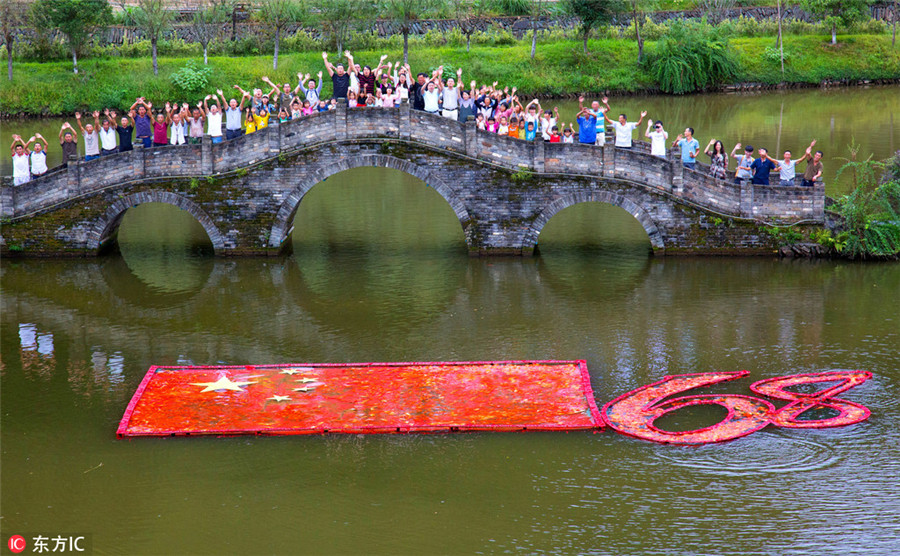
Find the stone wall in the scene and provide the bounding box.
[0,105,825,257]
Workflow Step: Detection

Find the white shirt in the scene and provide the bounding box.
[613,121,638,147]
[441,87,459,110]
[349,73,359,94]
[540,116,556,141]
[423,89,440,112]
[99,127,117,151]
[170,121,186,145]
[648,130,669,157]
[779,159,797,181]
[30,150,48,174]
[12,152,30,178]
[207,111,223,137]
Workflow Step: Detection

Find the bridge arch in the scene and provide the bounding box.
[87,191,227,254]
[523,191,666,254]
[268,154,472,251]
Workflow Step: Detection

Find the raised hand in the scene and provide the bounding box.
[457,68,462,76]
[470,80,476,88]
[103,108,110,116]
[640,110,647,118]
[165,102,171,111]
[322,51,328,59]
[182,103,189,111]
[75,111,82,119]
[217,89,223,95]
[578,96,584,103]
[317,70,322,78]
[379,54,388,61]
[92,110,100,118]
[197,101,203,108]
[343,50,350,57]
[128,110,135,117]
[602,96,609,104]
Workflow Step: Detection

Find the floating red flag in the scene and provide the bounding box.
[117,360,602,437]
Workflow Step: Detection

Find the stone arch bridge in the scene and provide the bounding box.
[1,104,824,257]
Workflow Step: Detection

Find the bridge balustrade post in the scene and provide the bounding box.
[399,102,411,140]
[201,136,214,175]
[533,136,544,172]
[269,121,282,157]
[66,156,81,197]
[335,102,348,141]
[739,178,753,217]
[1,181,13,219]
[602,143,615,177]
[465,116,477,158]
[671,148,683,192]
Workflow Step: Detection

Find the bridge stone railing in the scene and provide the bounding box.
[1,104,824,225]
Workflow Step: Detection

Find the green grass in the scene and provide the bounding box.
[2,33,899,117]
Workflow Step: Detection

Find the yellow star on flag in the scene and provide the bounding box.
[297,378,319,383]
[267,395,292,402]
[281,368,314,376]
[293,386,316,393]
[191,376,257,393]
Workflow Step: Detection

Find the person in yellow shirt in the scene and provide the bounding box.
[253,107,270,131]
[244,107,257,134]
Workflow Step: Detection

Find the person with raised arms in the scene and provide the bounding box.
[322,50,355,100]
[772,140,817,186]
[604,109,647,149]
[223,88,249,140]
[75,111,102,161]
[575,107,598,145]
[10,134,31,185]
[58,122,78,167]
[672,127,700,170]
[579,95,611,146]
[203,94,223,143]
[298,71,324,106]
[110,109,135,152]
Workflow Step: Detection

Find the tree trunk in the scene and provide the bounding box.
[7,40,12,80]
[530,24,537,60]
[777,0,784,77]
[203,44,208,65]
[403,30,409,65]
[273,26,279,70]
[152,38,158,76]
[583,30,588,54]
[634,5,643,63]
[72,48,78,74]
[831,23,836,45]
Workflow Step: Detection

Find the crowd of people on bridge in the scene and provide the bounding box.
[9,49,824,188]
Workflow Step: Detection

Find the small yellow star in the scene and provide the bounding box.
[293,386,315,393]
[191,376,257,393]
[267,395,292,402]
[280,367,314,376]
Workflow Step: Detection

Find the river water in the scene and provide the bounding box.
[2,157,899,553]
[2,85,899,194]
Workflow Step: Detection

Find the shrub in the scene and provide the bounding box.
[644,20,741,94]
[170,60,212,96]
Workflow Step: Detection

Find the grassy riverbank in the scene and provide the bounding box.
[2,34,899,117]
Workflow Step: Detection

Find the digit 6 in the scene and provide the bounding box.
[750,371,871,429]
[602,371,774,444]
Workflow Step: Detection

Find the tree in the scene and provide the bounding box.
[133,0,174,76]
[317,0,375,55]
[192,0,228,65]
[0,0,28,80]
[626,0,657,63]
[35,0,112,74]
[380,0,439,65]
[562,0,620,54]
[801,0,873,45]
[257,0,303,70]
[528,0,552,60]
[452,0,492,53]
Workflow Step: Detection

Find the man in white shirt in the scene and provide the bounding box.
[773,140,816,186]
[604,110,647,148]
[98,116,118,156]
[645,119,668,158]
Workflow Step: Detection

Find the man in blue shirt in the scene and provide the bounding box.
[576,108,597,145]
[672,127,700,170]
[751,147,777,185]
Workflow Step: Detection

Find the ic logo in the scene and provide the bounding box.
[7,535,26,554]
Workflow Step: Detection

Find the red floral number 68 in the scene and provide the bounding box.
[602,371,774,444]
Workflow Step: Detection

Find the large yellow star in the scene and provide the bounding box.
[191,376,257,393]
[267,395,292,402]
